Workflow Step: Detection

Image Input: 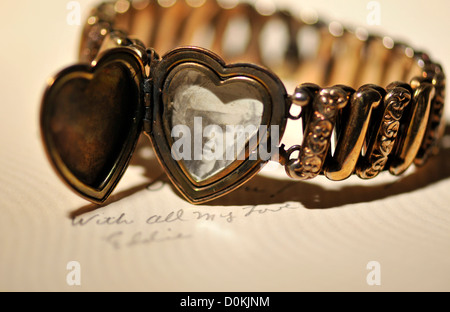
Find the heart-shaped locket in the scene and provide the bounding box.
[41,46,288,204]
[149,48,288,203]
[41,48,145,203]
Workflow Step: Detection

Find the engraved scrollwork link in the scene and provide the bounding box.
[286,85,349,180]
[389,77,435,175]
[356,82,411,179]
[415,68,446,165]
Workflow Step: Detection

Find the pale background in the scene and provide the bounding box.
[0,0,449,291]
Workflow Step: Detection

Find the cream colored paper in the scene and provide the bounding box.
[0,0,449,291]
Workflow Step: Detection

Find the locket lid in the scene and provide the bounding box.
[41,48,146,203]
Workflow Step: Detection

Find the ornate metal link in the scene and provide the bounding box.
[78,0,446,181]
[285,84,348,180]
[356,82,411,179]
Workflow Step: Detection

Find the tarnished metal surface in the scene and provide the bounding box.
[41,0,446,204]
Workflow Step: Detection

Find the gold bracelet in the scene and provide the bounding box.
[40,0,446,204]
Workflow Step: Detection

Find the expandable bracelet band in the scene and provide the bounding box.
[41,0,446,204]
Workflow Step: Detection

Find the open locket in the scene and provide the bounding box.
[41,34,289,204]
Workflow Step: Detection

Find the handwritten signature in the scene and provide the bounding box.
[103,229,192,249]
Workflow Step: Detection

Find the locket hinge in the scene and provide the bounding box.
[143,78,152,134]
[142,48,161,134]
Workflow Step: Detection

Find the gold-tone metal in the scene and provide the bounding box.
[180,0,221,47]
[415,69,446,165]
[96,31,148,65]
[41,47,146,203]
[324,85,382,181]
[286,84,348,180]
[382,44,415,87]
[293,25,335,87]
[355,37,391,87]
[153,0,193,53]
[148,47,288,203]
[327,31,366,87]
[40,0,446,205]
[389,77,435,175]
[356,82,411,179]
